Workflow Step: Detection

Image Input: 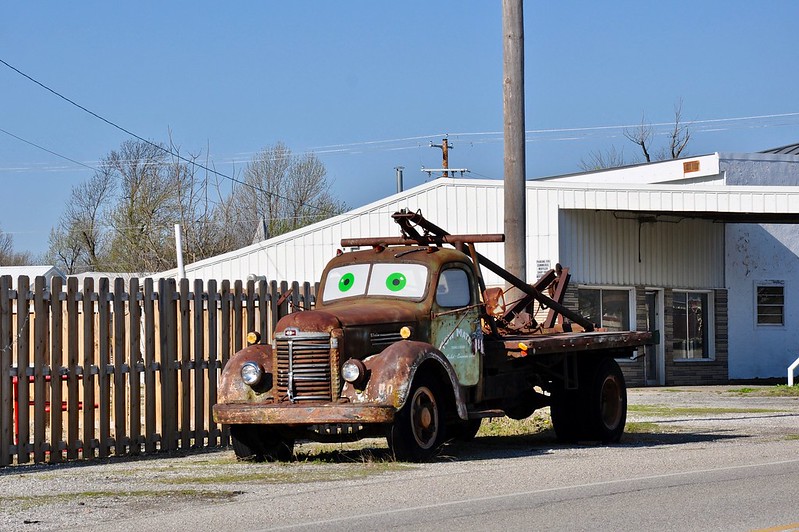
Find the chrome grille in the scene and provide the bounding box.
[275,332,333,402]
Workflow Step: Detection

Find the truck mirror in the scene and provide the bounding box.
[483,287,506,317]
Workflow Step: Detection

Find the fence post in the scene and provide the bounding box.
[16,275,30,464]
[128,278,141,455]
[66,277,79,460]
[0,276,12,467]
[113,278,127,456]
[207,280,219,447]
[97,278,111,459]
[82,277,96,459]
[49,276,63,464]
[193,279,205,449]
[143,279,156,453]
[159,278,178,452]
[220,280,230,445]
[179,279,191,450]
[233,281,243,354]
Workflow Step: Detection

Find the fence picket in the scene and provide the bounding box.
[50,276,63,463]
[179,279,191,450]
[193,279,205,448]
[113,278,127,455]
[129,279,141,455]
[16,275,30,464]
[66,278,79,460]
[0,276,11,466]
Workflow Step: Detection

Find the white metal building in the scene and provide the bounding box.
[165,148,799,385]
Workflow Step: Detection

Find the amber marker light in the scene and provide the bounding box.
[400,326,412,339]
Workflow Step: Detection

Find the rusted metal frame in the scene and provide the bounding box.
[213,402,395,425]
[113,278,127,456]
[17,276,30,464]
[544,267,571,328]
[341,234,504,247]
[395,210,595,331]
[193,279,205,449]
[0,276,12,466]
[128,278,141,455]
[503,269,556,324]
[33,277,48,463]
[97,278,111,459]
[50,277,63,463]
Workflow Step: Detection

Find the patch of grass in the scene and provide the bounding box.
[158,461,407,485]
[477,414,551,437]
[0,490,238,511]
[728,387,757,394]
[628,404,781,416]
[624,421,667,433]
[727,385,799,397]
[784,434,799,441]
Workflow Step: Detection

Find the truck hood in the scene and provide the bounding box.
[276,302,421,334]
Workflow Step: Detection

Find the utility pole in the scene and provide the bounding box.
[430,137,453,177]
[503,0,527,283]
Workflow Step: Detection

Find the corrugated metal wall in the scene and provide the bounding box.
[558,210,725,288]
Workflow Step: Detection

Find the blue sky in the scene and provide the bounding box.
[2,1,798,256]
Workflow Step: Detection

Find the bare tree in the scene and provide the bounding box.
[0,227,31,266]
[582,100,693,170]
[47,139,346,274]
[230,143,346,246]
[624,99,691,164]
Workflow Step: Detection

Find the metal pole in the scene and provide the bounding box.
[395,166,404,193]
[174,224,186,279]
[502,0,527,283]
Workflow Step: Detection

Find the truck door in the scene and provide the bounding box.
[431,266,481,386]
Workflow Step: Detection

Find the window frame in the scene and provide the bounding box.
[755,281,785,328]
[672,289,715,362]
[576,285,636,332]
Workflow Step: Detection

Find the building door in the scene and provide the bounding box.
[644,290,664,386]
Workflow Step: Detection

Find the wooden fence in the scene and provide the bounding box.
[0,275,316,467]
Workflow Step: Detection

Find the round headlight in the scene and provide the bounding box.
[240,361,263,386]
[341,359,363,383]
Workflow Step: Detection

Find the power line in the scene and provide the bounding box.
[0,57,330,214]
[0,127,97,172]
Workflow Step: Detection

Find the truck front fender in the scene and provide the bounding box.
[341,340,468,421]
[218,344,275,403]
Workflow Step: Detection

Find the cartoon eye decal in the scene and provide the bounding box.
[385,272,407,292]
[339,272,355,292]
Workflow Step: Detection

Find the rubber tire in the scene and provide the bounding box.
[450,418,482,442]
[584,357,627,443]
[387,375,446,461]
[550,357,627,444]
[230,424,295,462]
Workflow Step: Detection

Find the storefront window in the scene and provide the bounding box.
[578,288,631,331]
[673,291,711,359]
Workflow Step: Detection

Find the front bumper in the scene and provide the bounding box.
[213,402,396,425]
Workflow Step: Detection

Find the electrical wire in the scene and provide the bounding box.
[0,57,331,215]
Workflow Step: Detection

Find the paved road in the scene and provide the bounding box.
[2,386,798,531]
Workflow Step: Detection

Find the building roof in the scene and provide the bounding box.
[0,265,66,290]
[760,143,799,156]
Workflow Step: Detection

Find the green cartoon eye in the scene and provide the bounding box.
[385,272,407,292]
[339,273,355,292]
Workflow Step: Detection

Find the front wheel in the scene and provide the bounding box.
[230,424,295,462]
[387,375,445,461]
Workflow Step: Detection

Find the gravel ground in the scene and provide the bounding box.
[1,385,797,531]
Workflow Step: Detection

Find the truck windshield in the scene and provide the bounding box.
[322,263,429,302]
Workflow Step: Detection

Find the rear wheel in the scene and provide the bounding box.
[550,357,627,443]
[387,375,445,461]
[585,357,627,443]
[230,425,295,462]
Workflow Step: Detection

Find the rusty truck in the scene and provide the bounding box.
[212,210,651,461]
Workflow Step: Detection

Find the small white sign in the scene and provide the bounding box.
[536,259,551,278]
